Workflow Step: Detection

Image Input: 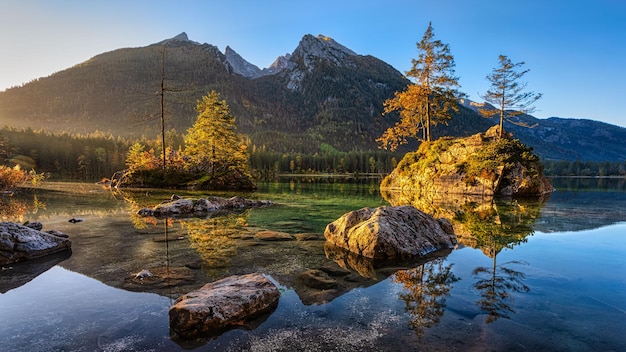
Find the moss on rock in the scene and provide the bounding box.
[381,126,553,197]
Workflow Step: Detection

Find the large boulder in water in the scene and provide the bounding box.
[0,222,72,265]
[381,126,554,197]
[324,206,457,259]
[169,273,280,339]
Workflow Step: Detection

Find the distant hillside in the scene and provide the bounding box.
[460,99,626,162]
[0,33,411,153]
[0,33,624,161]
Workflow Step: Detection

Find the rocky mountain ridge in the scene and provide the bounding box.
[0,33,623,161]
[459,98,626,161]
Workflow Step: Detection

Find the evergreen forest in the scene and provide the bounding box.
[1,126,624,184]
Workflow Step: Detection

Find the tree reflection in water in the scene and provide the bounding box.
[392,258,459,338]
[0,194,46,222]
[472,259,529,323]
[181,212,249,276]
[455,199,538,323]
[383,189,544,325]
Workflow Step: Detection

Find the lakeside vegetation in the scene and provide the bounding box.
[0,24,623,189]
[0,126,623,185]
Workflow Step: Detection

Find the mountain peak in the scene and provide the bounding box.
[225,46,263,78]
[155,32,195,46]
[292,34,357,71]
[314,34,357,56]
[172,32,189,41]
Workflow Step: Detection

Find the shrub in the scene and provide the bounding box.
[0,165,28,192]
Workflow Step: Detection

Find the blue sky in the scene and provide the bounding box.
[1,0,624,127]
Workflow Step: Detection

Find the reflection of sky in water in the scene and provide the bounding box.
[0,266,175,351]
[0,182,625,351]
[1,223,623,351]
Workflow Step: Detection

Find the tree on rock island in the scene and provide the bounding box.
[377,22,464,150]
[480,55,542,138]
[119,91,254,190]
[183,91,253,189]
[185,92,247,173]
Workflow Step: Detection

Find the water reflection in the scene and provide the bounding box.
[322,243,453,307]
[392,258,459,338]
[383,189,542,323]
[182,214,246,276]
[472,259,529,323]
[0,250,72,294]
[0,181,624,350]
[0,194,46,222]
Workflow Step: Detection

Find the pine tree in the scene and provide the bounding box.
[378,22,463,150]
[184,91,250,180]
[480,55,542,138]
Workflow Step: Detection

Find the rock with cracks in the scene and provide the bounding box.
[0,222,72,265]
[324,206,457,259]
[169,273,280,339]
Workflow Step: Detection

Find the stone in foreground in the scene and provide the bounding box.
[0,222,72,265]
[169,273,280,339]
[324,206,457,259]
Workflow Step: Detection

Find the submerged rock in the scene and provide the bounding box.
[254,230,295,241]
[138,195,273,217]
[299,269,338,290]
[0,222,72,265]
[169,273,280,339]
[324,206,457,259]
[124,266,196,291]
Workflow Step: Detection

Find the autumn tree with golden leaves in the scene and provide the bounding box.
[378,22,463,150]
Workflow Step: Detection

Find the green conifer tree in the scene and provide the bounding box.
[480,55,542,138]
[184,91,251,184]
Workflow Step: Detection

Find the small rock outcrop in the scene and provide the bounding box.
[0,222,72,265]
[324,206,457,259]
[169,273,280,339]
[381,126,554,197]
[138,195,272,217]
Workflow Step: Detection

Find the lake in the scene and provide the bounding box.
[0,178,624,351]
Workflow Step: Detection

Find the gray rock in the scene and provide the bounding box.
[169,273,280,339]
[153,199,194,215]
[138,196,272,217]
[324,206,457,259]
[46,230,69,238]
[24,222,43,231]
[0,222,72,265]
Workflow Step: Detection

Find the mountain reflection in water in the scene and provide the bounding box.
[0,180,624,351]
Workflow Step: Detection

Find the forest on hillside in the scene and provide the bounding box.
[1,127,624,183]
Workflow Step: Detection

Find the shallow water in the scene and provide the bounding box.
[0,179,624,351]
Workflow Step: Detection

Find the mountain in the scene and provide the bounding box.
[0,33,624,161]
[0,33,410,152]
[459,99,626,162]
[224,46,263,79]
